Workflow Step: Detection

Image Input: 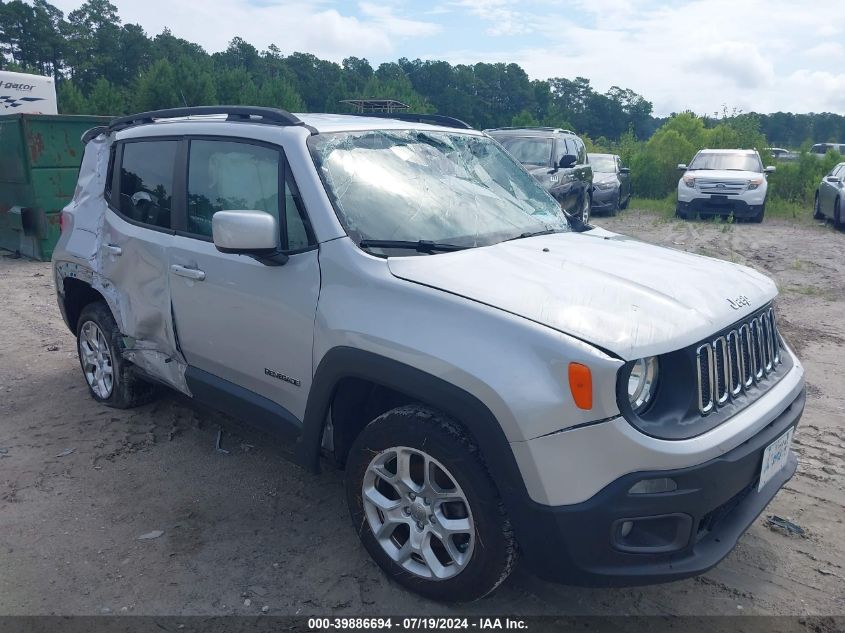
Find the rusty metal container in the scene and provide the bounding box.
[0,113,110,260]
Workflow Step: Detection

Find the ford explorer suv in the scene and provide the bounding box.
[677,149,776,222]
[53,107,805,602]
[484,127,593,224]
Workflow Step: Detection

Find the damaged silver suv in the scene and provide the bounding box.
[53,107,806,602]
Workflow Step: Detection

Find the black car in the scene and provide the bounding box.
[587,153,632,215]
[485,127,594,223]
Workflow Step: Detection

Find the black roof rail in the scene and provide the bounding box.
[485,126,576,135]
[348,112,473,130]
[108,106,316,134]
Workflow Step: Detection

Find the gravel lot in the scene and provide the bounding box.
[1,210,843,617]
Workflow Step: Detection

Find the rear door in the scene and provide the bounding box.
[99,138,179,360]
[168,137,320,421]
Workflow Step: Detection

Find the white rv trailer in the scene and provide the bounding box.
[0,70,58,115]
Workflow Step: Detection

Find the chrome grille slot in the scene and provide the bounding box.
[696,343,715,414]
[739,324,754,387]
[726,331,743,396]
[751,318,764,380]
[695,307,785,415]
[713,336,729,405]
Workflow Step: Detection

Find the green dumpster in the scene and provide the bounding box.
[0,113,110,260]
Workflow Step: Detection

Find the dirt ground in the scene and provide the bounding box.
[1,210,843,617]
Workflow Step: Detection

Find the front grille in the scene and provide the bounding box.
[695,307,783,415]
[697,178,747,195]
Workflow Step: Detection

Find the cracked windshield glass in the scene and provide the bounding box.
[309,130,569,253]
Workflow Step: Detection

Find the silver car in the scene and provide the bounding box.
[53,106,806,601]
[813,162,845,228]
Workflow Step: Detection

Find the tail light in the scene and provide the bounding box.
[59,211,69,233]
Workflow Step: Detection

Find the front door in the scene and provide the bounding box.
[168,138,320,422]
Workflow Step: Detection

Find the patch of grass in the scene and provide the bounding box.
[628,194,676,219]
[766,198,812,221]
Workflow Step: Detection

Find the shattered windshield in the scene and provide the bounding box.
[309,130,568,252]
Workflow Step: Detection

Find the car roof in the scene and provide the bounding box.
[697,148,759,154]
[114,112,482,138]
[485,127,577,137]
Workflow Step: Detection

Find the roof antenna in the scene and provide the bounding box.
[180,90,189,107]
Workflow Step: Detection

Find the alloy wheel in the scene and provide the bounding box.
[362,446,475,581]
[79,321,114,399]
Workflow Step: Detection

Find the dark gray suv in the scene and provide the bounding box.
[485,127,593,223]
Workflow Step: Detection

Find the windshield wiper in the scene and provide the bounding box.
[504,228,561,242]
[358,239,469,253]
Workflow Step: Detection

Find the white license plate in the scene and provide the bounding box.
[758,427,794,492]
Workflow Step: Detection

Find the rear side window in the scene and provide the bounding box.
[118,141,178,229]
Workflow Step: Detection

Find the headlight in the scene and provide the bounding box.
[682,176,696,188]
[628,357,659,413]
[747,177,764,190]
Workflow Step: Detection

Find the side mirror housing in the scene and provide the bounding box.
[677,164,687,171]
[764,166,776,174]
[619,167,631,174]
[558,154,577,169]
[825,175,840,183]
[212,210,288,265]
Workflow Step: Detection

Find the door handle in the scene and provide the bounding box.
[105,244,122,256]
[170,264,206,281]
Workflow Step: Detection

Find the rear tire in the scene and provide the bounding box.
[345,405,517,602]
[621,193,630,210]
[835,198,843,229]
[76,302,158,409]
[608,193,621,217]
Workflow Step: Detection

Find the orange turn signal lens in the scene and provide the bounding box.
[568,362,593,410]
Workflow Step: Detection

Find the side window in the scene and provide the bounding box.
[187,140,280,239]
[576,139,587,164]
[118,140,178,229]
[554,139,567,166]
[283,164,314,251]
[104,145,115,204]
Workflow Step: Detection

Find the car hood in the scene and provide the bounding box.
[387,228,777,360]
[593,172,619,184]
[683,169,762,182]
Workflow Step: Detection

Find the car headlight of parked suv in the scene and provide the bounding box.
[747,177,764,190]
[682,176,696,188]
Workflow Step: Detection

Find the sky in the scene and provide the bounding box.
[50,0,845,116]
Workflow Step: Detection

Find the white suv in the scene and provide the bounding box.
[53,107,805,601]
[677,149,775,222]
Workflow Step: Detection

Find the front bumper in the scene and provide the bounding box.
[677,197,764,218]
[512,387,804,586]
[592,186,620,210]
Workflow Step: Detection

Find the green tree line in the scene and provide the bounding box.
[1,0,658,138]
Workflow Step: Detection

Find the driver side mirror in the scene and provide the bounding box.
[619,167,630,174]
[212,210,288,265]
[677,164,688,171]
[764,166,776,174]
[825,175,841,183]
[558,154,577,169]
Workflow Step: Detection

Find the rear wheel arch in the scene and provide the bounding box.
[61,277,108,333]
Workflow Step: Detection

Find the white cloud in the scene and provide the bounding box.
[455,0,531,36]
[689,41,775,89]
[50,0,437,60]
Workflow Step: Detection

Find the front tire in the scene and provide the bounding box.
[579,192,592,224]
[813,193,824,220]
[76,302,157,408]
[835,198,843,229]
[345,405,517,602]
[750,203,765,223]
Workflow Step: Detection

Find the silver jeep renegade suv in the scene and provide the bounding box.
[53,107,806,602]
